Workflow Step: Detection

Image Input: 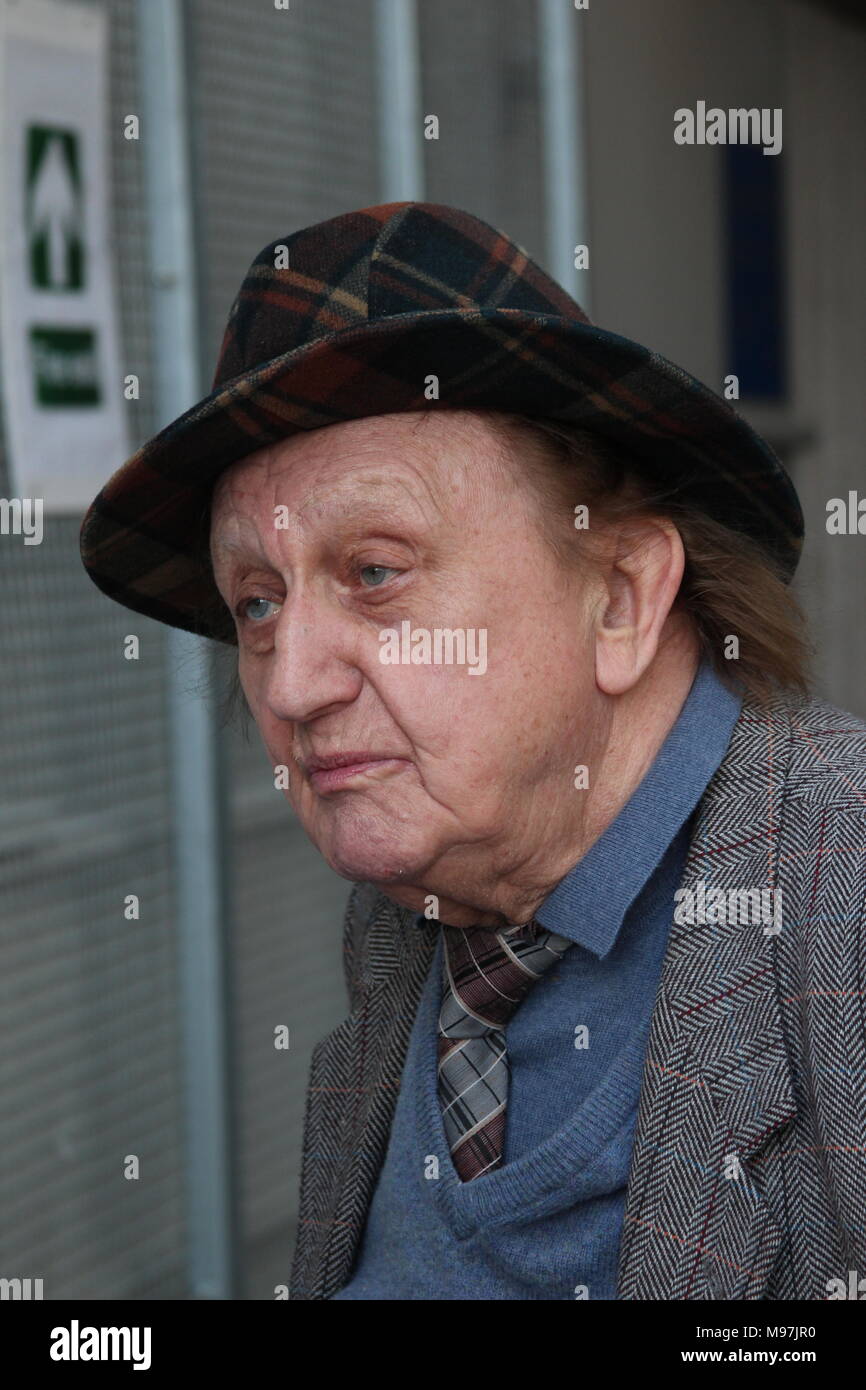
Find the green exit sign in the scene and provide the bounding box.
[30,326,100,406]
[26,124,85,291]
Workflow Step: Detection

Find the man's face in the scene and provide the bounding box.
[209,410,606,921]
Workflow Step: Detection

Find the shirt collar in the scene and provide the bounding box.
[532,659,742,957]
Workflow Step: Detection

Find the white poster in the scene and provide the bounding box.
[0,0,128,512]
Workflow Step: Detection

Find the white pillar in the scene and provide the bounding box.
[539,0,592,312]
[375,0,425,202]
[135,0,237,1300]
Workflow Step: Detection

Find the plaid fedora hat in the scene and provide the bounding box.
[79,200,803,642]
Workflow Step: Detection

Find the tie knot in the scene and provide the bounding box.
[440,918,571,1032]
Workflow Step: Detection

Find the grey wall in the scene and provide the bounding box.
[582,0,866,712]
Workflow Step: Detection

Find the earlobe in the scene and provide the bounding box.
[596,625,641,696]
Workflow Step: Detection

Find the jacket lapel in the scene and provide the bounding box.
[617,694,799,1299]
[289,891,436,1299]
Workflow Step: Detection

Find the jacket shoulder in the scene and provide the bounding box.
[779,695,866,807]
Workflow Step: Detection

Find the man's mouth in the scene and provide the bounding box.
[303,752,411,794]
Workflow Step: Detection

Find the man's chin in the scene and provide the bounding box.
[314,822,435,891]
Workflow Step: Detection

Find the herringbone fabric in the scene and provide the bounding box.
[289,691,866,1300]
[437,920,572,1180]
[79,201,803,639]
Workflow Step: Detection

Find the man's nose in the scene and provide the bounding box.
[260,596,361,723]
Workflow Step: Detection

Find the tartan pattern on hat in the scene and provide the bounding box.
[437,919,572,1181]
[78,201,804,640]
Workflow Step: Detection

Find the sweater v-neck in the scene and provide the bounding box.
[416,933,648,1240]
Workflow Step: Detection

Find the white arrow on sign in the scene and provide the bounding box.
[30,135,80,289]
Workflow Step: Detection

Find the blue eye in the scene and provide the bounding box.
[358,565,395,587]
[240,596,280,622]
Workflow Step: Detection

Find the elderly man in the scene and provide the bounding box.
[80,202,866,1302]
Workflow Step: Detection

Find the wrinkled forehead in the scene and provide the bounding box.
[208,409,525,554]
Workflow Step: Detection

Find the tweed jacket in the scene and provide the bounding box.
[289,691,866,1300]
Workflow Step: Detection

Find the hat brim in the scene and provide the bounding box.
[79,305,803,643]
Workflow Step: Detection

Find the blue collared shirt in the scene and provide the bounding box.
[500,658,743,1161]
[332,659,742,1300]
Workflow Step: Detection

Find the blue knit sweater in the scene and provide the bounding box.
[332,661,742,1299]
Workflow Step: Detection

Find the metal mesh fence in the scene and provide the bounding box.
[0,0,380,1299]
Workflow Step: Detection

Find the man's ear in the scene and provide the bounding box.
[595,516,686,696]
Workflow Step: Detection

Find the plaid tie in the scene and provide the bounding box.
[437,918,572,1181]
